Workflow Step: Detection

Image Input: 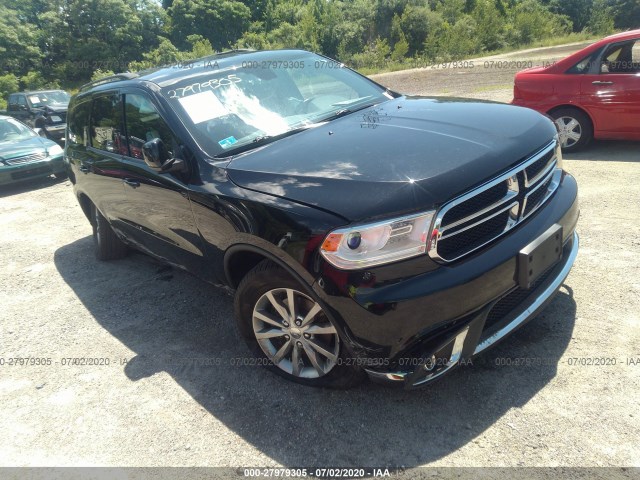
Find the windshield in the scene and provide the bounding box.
[27,91,71,108]
[161,52,391,157]
[0,118,37,144]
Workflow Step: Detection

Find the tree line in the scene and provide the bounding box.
[0,0,637,106]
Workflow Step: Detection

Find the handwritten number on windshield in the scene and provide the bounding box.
[167,74,242,99]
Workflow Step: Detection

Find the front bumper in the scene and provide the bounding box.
[313,172,579,388]
[0,155,66,186]
[366,231,578,388]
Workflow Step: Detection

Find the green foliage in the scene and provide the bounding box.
[0,73,19,109]
[0,0,630,92]
[506,0,571,45]
[391,34,410,62]
[20,71,59,90]
[587,0,615,34]
[91,69,116,82]
[169,0,251,50]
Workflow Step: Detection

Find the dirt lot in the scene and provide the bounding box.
[1,44,639,472]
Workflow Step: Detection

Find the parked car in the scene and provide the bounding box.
[512,29,640,152]
[0,115,66,186]
[1,90,70,144]
[66,50,579,389]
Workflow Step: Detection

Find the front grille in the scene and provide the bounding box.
[442,182,508,225]
[5,152,47,165]
[523,172,554,218]
[524,148,554,185]
[429,141,562,262]
[438,210,510,259]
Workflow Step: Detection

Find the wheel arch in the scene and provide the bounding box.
[547,104,595,131]
[225,243,362,361]
[77,192,93,223]
[224,243,315,290]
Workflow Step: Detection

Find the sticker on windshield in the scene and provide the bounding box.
[178,90,227,124]
[218,136,238,149]
[29,96,40,103]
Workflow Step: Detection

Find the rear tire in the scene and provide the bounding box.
[234,260,366,388]
[550,107,593,152]
[91,204,128,260]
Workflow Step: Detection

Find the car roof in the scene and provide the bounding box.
[14,90,67,94]
[75,49,316,96]
[602,28,640,42]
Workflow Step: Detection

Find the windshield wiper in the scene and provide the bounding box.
[316,102,379,123]
[214,125,313,158]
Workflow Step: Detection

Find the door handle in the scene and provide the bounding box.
[79,165,90,173]
[592,81,613,85]
[123,178,140,188]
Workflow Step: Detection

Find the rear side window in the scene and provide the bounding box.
[90,94,126,154]
[8,95,17,106]
[124,93,177,160]
[67,100,91,146]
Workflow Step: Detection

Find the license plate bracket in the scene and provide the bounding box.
[517,224,563,289]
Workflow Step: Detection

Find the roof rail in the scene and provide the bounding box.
[79,73,138,93]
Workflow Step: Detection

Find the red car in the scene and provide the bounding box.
[512,29,640,152]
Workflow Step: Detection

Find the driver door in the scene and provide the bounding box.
[118,89,205,273]
[580,38,640,137]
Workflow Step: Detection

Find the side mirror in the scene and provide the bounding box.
[142,138,186,174]
[33,128,47,138]
[142,138,167,169]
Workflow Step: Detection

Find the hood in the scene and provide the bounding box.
[43,104,68,113]
[0,136,55,161]
[225,96,557,221]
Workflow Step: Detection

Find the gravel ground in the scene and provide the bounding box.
[1,43,639,473]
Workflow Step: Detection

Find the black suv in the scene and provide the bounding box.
[65,50,579,389]
[5,90,70,143]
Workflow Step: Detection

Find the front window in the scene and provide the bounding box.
[124,94,178,160]
[161,52,391,157]
[27,91,71,108]
[0,118,37,144]
[600,40,640,74]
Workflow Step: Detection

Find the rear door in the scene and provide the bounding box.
[580,37,640,138]
[118,89,205,272]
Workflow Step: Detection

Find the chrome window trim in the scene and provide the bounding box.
[428,140,560,263]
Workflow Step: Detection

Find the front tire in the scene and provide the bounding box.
[550,107,593,152]
[91,204,128,260]
[234,261,365,388]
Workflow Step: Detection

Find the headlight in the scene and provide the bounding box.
[320,211,435,269]
[47,144,63,156]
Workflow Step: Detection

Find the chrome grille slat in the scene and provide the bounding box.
[5,153,47,166]
[441,202,518,239]
[526,155,557,188]
[440,189,518,233]
[429,140,561,262]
